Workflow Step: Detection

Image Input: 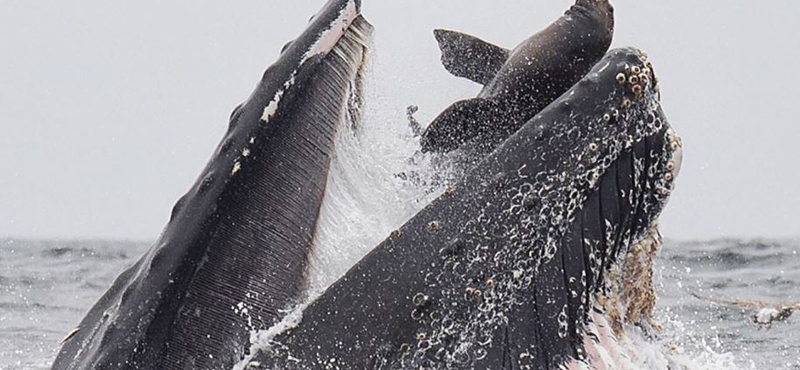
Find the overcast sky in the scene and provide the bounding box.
[1,0,798,241]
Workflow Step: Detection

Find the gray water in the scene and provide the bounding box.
[1,238,799,369]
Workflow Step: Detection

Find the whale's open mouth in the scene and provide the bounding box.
[52,1,685,368]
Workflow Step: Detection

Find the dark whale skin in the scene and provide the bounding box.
[51,1,372,369]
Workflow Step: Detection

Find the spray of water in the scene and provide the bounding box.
[306,54,446,297]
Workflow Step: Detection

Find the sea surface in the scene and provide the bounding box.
[1,238,798,370]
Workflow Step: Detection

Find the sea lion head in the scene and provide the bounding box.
[577,0,614,12]
[574,0,615,38]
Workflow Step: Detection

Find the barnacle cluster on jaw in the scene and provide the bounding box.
[654,129,683,198]
[668,129,683,154]
[590,59,678,342]
[616,53,658,101]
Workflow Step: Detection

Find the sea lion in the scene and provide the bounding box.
[421,0,614,155]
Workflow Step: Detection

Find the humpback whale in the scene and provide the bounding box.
[245,48,682,369]
[421,0,614,156]
[51,1,373,369]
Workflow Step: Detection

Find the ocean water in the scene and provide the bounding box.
[2,238,798,370]
[654,239,800,369]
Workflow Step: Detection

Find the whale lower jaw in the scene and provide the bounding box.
[50,6,374,370]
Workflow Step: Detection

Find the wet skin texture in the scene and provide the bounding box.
[248,48,679,370]
[51,1,372,369]
[421,0,614,156]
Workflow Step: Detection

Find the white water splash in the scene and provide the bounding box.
[234,303,310,370]
[239,54,446,366]
[305,54,445,297]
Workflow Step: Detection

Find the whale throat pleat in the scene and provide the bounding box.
[146,16,374,370]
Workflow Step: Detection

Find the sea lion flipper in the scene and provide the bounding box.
[420,97,505,153]
[434,29,510,86]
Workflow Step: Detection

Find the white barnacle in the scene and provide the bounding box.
[231,161,242,175]
[557,304,569,338]
[412,293,429,307]
[242,148,251,157]
[590,172,601,186]
[261,73,298,123]
[261,90,284,122]
[519,352,534,361]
